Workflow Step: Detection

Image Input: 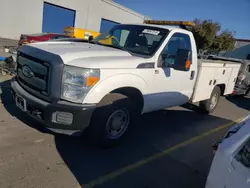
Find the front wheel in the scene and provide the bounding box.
[199,86,221,113]
[86,93,136,148]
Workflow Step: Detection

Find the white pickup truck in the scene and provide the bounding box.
[11,23,241,147]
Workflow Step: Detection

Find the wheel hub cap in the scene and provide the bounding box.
[210,93,218,109]
[106,110,130,139]
[111,117,124,130]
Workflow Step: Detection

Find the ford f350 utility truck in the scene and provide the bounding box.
[11,21,241,147]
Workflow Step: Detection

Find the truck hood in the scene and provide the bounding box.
[27,42,150,69]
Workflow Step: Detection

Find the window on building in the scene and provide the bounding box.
[42,2,75,33]
[100,18,120,33]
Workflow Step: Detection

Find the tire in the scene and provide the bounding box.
[86,93,136,148]
[199,86,221,113]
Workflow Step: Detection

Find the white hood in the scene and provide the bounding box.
[28,41,148,69]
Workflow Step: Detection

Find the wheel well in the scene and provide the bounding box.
[216,84,226,95]
[111,87,144,114]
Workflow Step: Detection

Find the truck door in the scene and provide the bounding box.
[226,137,250,188]
[151,32,196,110]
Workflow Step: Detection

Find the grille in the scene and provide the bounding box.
[17,53,51,100]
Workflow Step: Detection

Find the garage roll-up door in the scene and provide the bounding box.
[100,18,119,33]
[42,3,75,33]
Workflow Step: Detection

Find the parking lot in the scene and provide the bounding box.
[0,78,249,188]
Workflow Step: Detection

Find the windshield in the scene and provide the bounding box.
[93,24,169,56]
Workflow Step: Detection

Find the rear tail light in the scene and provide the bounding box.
[236,73,246,85]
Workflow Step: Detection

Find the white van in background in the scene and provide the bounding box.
[206,115,250,188]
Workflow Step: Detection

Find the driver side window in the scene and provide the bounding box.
[162,33,192,67]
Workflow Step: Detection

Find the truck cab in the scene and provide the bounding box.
[11,22,240,147]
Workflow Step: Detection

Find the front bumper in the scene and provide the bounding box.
[11,78,96,135]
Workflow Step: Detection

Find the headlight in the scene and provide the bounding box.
[61,65,100,103]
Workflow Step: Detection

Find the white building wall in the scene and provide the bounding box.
[86,0,145,31]
[0,0,145,40]
[0,0,44,40]
[234,40,250,49]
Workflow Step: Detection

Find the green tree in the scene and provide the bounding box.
[212,30,235,51]
[191,19,235,53]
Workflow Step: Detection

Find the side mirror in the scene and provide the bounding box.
[173,49,191,71]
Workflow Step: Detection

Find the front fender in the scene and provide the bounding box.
[83,74,147,104]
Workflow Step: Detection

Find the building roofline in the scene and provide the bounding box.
[235,38,250,42]
[101,0,145,19]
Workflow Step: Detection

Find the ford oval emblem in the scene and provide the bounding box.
[22,65,34,78]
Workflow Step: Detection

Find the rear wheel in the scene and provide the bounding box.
[199,86,221,113]
[86,93,136,148]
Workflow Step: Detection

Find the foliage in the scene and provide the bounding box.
[190,19,235,53]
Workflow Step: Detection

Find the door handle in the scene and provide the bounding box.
[190,71,195,80]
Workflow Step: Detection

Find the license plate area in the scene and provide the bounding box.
[16,94,27,112]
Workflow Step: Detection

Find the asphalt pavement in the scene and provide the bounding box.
[0,79,249,188]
